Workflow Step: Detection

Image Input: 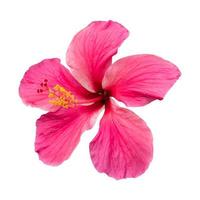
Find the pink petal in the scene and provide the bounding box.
[103,54,181,106]
[66,20,129,92]
[35,103,102,166]
[19,58,96,111]
[90,100,153,179]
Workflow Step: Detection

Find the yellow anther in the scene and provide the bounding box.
[53,84,60,90]
[48,93,55,98]
[48,84,77,108]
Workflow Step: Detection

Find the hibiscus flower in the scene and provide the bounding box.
[19,20,181,179]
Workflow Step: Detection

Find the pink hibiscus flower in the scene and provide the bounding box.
[19,20,181,179]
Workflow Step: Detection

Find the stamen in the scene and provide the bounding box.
[48,84,77,109]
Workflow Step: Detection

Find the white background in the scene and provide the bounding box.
[0,0,200,199]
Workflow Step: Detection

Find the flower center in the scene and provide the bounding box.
[98,89,110,104]
[48,84,77,109]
